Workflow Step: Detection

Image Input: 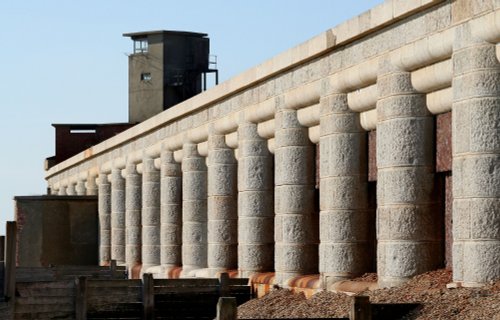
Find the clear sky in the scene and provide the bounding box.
[0,0,383,235]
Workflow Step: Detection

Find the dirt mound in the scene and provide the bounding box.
[238,270,500,319]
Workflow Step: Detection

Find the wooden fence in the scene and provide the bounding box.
[76,273,252,319]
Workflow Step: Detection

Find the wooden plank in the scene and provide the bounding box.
[16,280,74,289]
[87,287,142,300]
[217,297,237,320]
[228,278,249,286]
[87,279,142,288]
[75,276,87,320]
[154,285,220,294]
[153,278,219,287]
[219,273,230,297]
[142,273,154,320]
[351,296,371,320]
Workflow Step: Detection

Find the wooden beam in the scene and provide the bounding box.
[217,297,237,320]
[142,273,154,320]
[75,276,88,320]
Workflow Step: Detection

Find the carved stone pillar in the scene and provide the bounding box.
[207,134,237,275]
[237,122,274,276]
[181,143,208,274]
[274,104,318,285]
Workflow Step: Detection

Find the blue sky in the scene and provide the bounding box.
[0,0,383,234]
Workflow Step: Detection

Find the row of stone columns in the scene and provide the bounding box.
[63,24,498,286]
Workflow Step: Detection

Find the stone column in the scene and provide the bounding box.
[111,168,126,265]
[76,179,86,195]
[237,122,274,276]
[207,134,237,275]
[160,150,182,269]
[125,163,141,271]
[66,182,76,195]
[98,173,111,265]
[58,185,67,196]
[274,104,318,285]
[319,93,370,287]
[181,143,208,274]
[86,174,98,196]
[376,60,441,288]
[452,25,500,286]
[142,156,161,272]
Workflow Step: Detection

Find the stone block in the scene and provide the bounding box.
[281,214,318,243]
[161,179,182,203]
[182,157,206,172]
[208,196,237,220]
[319,210,369,241]
[182,222,207,243]
[238,244,274,271]
[377,167,434,205]
[453,70,500,101]
[238,191,274,217]
[238,141,269,157]
[161,245,181,265]
[453,154,500,198]
[319,133,367,177]
[464,198,500,239]
[182,172,207,199]
[182,244,207,267]
[378,241,441,280]
[142,185,160,208]
[453,44,497,75]
[238,217,274,243]
[463,241,500,285]
[452,242,464,282]
[161,224,181,243]
[208,165,237,195]
[142,245,160,263]
[377,95,428,121]
[320,113,362,136]
[275,128,311,146]
[320,94,349,115]
[377,117,433,167]
[111,229,125,245]
[319,176,368,210]
[208,149,236,164]
[208,244,237,268]
[208,220,237,243]
[160,204,181,223]
[452,199,471,240]
[182,201,207,221]
[142,226,160,244]
[238,157,273,190]
[275,185,315,214]
[319,242,370,275]
[275,147,314,185]
[142,208,160,226]
[377,205,440,241]
[125,210,141,229]
[469,99,500,153]
[377,72,415,98]
[275,243,318,273]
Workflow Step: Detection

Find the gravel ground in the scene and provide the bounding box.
[238,270,500,319]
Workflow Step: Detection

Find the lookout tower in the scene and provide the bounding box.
[124,30,217,123]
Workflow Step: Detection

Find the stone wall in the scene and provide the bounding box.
[15,196,98,267]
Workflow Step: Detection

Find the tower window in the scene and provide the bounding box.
[134,38,148,53]
[141,73,152,81]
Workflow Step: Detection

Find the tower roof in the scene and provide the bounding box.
[123,30,207,39]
